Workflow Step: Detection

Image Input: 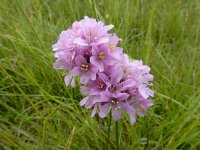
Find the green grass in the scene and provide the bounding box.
[0,0,200,149]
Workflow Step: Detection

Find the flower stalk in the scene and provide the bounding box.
[106,113,112,149]
[116,122,119,150]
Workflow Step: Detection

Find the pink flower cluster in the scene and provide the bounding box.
[53,16,154,124]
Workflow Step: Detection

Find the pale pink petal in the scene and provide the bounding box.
[80,75,89,84]
[130,114,136,125]
[138,85,154,99]
[149,89,154,97]
[112,108,122,121]
[97,37,109,45]
[104,55,116,65]
[53,60,68,70]
[98,72,108,81]
[64,74,72,86]
[119,79,136,91]
[98,25,114,37]
[99,103,111,118]
[91,104,98,117]
[74,38,88,46]
[98,62,104,72]
[120,102,135,115]
[71,67,80,76]
[85,97,94,109]
[80,96,89,106]
[112,47,123,60]
[105,24,114,31]
[75,55,87,66]
[138,85,147,98]
[100,92,111,102]
[90,56,98,66]
[89,67,97,80]
[90,58,104,72]
[90,87,100,95]
[91,47,98,55]
[80,86,90,95]
[111,69,123,84]
[71,77,76,88]
[114,93,129,101]
[93,95,103,103]
[52,43,60,51]
[146,99,153,107]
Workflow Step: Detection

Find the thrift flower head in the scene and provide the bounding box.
[53,16,154,124]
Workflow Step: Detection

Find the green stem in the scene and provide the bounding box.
[106,113,112,149]
[116,122,119,150]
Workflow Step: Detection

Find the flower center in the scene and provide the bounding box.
[111,99,120,108]
[109,84,116,92]
[130,88,137,96]
[97,82,105,89]
[86,30,97,43]
[84,50,92,62]
[84,50,91,57]
[81,64,89,71]
[98,52,105,60]
[136,104,144,114]
[109,42,115,50]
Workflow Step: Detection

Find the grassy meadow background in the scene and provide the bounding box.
[0,0,200,149]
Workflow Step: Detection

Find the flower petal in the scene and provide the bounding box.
[80,86,90,95]
[120,102,135,115]
[80,74,89,84]
[85,97,94,109]
[74,38,88,46]
[53,60,69,70]
[98,25,114,37]
[91,46,98,55]
[98,72,109,82]
[91,104,98,117]
[105,24,114,31]
[99,103,111,118]
[97,37,109,45]
[80,96,89,106]
[114,93,129,101]
[71,67,80,76]
[75,55,87,66]
[64,74,72,86]
[89,67,97,80]
[146,99,153,107]
[100,92,111,102]
[97,62,104,72]
[71,77,76,88]
[138,85,154,99]
[110,69,123,84]
[52,43,58,51]
[90,87,100,95]
[93,95,104,103]
[130,114,136,125]
[119,79,136,91]
[90,57,104,71]
[112,108,122,121]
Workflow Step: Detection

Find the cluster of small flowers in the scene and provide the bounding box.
[53,16,154,124]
